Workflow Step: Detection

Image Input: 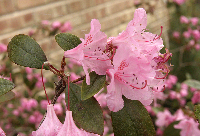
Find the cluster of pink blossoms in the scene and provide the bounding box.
[64,8,171,112]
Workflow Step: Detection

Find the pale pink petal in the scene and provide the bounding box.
[32,104,62,136]
[57,111,99,136]
[0,127,6,136]
[106,69,124,112]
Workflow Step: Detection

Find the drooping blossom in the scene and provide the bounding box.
[32,104,63,136]
[64,19,113,85]
[106,8,170,112]
[57,111,99,136]
[174,118,200,136]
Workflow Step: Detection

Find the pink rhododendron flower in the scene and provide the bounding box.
[173,0,186,5]
[0,127,6,136]
[106,8,169,112]
[174,118,200,136]
[190,17,199,26]
[64,19,113,85]
[180,16,189,24]
[32,104,62,136]
[57,111,99,136]
[155,109,176,127]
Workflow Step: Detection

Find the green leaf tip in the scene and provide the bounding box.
[0,78,15,103]
[7,34,48,69]
[81,71,106,100]
[111,97,156,136]
[0,78,15,96]
[65,82,104,135]
[55,33,82,51]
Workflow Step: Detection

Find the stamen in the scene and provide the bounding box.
[41,63,50,105]
[153,26,163,41]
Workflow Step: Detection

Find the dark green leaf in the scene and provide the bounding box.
[7,34,48,69]
[111,97,156,136]
[0,91,15,103]
[55,33,82,51]
[184,79,200,89]
[0,78,15,96]
[194,104,200,124]
[163,121,181,136]
[65,82,104,135]
[81,71,106,100]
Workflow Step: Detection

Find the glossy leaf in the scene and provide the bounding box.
[163,121,181,136]
[55,33,82,51]
[7,34,48,69]
[81,71,106,100]
[184,79,200,89]
[65,82,104,135]
[0,78,15,96]
[0,91,15,103]
[111,97,156,136]
[194,104,200,124]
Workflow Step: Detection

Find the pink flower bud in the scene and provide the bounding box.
[173,31,180,39]
[41,20,50,26]
[195,44,200,50]
[29,115,36,124]
[51,21,61,30]
[169,91,177,99]
[190,17,199,26]
[28,99,38,109]
[180,16,189,24]
[180,89,188,97]
[192,30,200,40]
[59,22,72,32]
[183,31,191,39]
[13,109,20,116]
